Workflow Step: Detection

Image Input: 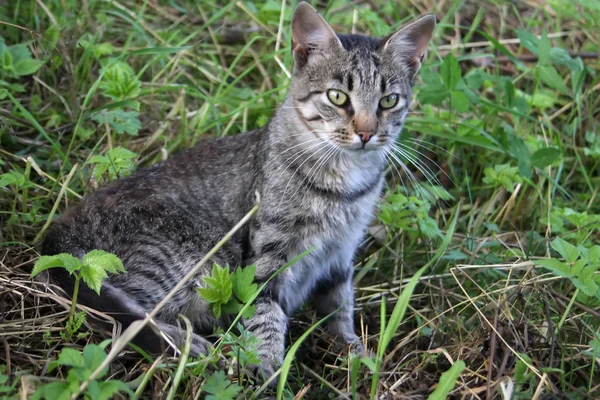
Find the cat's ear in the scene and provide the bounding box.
[381,14,436,73]
[291,2,342,70]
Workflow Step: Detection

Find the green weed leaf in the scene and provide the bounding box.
[441,54,461,90]
[551,237,580,263]
[531,147,561,168]
[82,250,125,274]
[82,344,109,379]
[232,265,257,303]
[31,381,72,400]
[49,348,85,371]
[31,254,82,278]
[89,147,137,182]
[538,65,569,94]
[14,59,42,76]
[514,353,533,384]
[79,263,108,294]
[97,380,133,400]
[427,360,465,400]
[516,30,539,55]
[203,370,241,400]
[198,264,233,318]
[535,258,571,278]
[91,110,141,136]
[508,135,532,178]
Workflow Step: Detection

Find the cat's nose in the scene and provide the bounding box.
[356,131,374,143]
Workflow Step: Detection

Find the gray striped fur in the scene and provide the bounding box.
[40,2,435,379]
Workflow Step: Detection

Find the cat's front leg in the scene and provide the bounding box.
[312,264,365,355]
[242,244,290,382]
[244,294,288,380]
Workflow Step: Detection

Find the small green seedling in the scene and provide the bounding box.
[197,264,257,319]
[32,342,134,400]
[88,147,137,183]
[31,250,125,340]
[535,238,600,298]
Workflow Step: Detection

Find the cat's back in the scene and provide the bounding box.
[41,129,266,257]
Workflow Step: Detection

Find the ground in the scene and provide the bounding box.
[0,0,599,399]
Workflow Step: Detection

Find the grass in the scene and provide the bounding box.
[1,0,599,398]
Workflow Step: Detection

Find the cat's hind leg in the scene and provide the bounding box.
[46,267,212,357]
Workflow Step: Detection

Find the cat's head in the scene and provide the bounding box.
[290,2,435,154]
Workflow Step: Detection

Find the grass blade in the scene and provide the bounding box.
[427,360,466,400]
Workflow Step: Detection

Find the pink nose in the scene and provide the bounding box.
[357,131,374,144]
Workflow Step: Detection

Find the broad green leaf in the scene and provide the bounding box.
[450,90,470,112]
[550,47,581,71]
[538,30,550,65]
[516,30,539,55]
[31,255,68,278]
[82,250,125,274]
[98,380,134,400]
[535,258,571,278]
[508,135,532,178]
[417,82,448,105]
[578,264,596,282]
[8,44,30,63]
[48,348,85,372]
[232,265,258,303]
[440,54,461,90]
[571,259,587,276]
[427,360,466,400]
[0,170,25,187]
[589,246,600,263]
[83,344,109,379]
[58,254,83,273]
[31,254,82,278]
[551,237,580,263]
[531,147,561,168]
[573,277,599,297]
[14,59,42,76]
[538,65,569,94]
[31,381,72,400]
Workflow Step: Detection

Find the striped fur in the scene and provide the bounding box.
[40,2,435,379]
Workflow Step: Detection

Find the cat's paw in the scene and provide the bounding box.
[246,361,279,388]
[334,332,372,358]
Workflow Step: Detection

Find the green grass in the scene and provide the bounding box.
[1,0,599,398]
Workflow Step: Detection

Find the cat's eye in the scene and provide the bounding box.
[379,94,399,110]
[327,89,348,106]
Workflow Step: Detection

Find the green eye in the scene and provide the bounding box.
[379,94,399,109]
[327,89,348,106]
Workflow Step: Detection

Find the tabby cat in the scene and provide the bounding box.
[41,2,435,379]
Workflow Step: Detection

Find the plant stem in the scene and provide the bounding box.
[68,274,81,332]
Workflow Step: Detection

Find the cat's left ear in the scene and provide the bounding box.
[381,14,436,73]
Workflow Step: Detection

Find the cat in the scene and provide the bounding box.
[40,1,435,380]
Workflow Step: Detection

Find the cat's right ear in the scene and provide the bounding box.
[291,2,342,70]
